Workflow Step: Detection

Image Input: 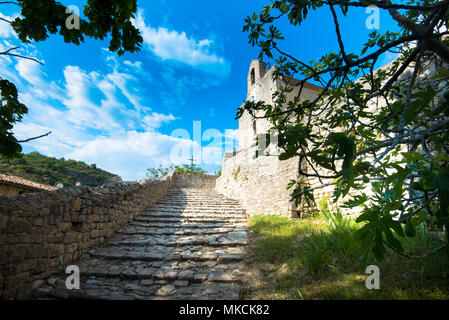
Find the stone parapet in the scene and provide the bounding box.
[0,172,215,299]
[172,172,217,189]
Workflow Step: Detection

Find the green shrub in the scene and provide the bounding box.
[298,199,361,275]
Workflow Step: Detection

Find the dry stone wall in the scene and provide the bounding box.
[0,172,217,299]
[172,173,217,189]
[216,147,311,217]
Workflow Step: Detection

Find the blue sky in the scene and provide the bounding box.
[0,0,399,181]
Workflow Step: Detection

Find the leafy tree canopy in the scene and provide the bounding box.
[241,0,449,262]
[0,0,143,159]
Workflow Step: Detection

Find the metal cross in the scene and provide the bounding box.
[188,154,196,167]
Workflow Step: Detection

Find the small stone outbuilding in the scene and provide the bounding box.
[0,174,58,196]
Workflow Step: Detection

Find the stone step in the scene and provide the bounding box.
[139,213,246,219]
[162,190,217,192]
[145,210,245,215]
[163,195,224,197]
[156,199,240,203]
[147,203,244,207]
[34,277,240,300]
[156,206,241,210]
[88,245,245,262]
[129,221,247,229]
[133,214,246,221]
[118,226,247,236]
[164,191,225,195]
[33,187,247,300]
[159,201,239,205]
[75,258,244,283]
[158,199,231,202]
[133,216,247,224]
[146,205,245,212]
[161,195,231,200]
[107,232,248,247]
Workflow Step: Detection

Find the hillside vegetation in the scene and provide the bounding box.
[0,152,121,187]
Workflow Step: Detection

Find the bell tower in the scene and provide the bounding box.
[247,60,267,96]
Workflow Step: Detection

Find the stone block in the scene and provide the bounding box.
[72,198,82,214]
[65,243,78,253]
[1,245,27,264]
[88,215,100,223]
[47,244,65,257]
[90,229,100,238]
[40,208,50,216]
[26,244,47,258]
[0,215,9,230]
[5,218,30,234]
[62,253,73,264]
[47,233,64,243]
[57,222,71,232]
[15,259,38,273]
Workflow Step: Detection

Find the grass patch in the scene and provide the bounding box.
[243,211,449,300]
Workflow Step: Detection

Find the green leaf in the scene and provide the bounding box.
[373,232,385,261]
[384,227,403,252]
[405,221,416,237]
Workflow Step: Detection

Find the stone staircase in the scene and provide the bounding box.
[33,188,247,300]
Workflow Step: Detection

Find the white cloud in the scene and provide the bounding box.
[106,68,150,112]
[1,35,231,180]
[0,13,17,38]
[2,51,225,180]
[65,131,195,180]
[143,112,178,129]
[15,59,42,85]
[61,65,122,131]
[15,59,65,101]
[133,10,229,75]
[124,60,143,70]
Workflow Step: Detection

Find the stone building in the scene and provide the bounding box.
[216,57,446,218]
[0,174,58,196]
[216,60,323,217]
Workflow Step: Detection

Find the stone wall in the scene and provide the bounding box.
[218,60,322,217]
[216,144,365,218]
[0,172,215,300]
[216,146,314,217]
[172,172,217,190]
[219,59,434,219]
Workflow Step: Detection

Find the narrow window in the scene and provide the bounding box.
[252,119,257,136]
[250,68,255,85]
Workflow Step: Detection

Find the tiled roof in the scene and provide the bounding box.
[0,173,59,192]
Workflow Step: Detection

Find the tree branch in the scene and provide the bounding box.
[17,131,52,143]
[383,239,448,259]
[0,47,43,65]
